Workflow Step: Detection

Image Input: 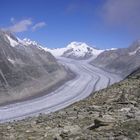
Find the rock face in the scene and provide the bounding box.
[0,67,140,140]
[90,40,140,77]
[0,31,69,104]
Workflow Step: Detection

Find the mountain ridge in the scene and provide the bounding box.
[4,34,140,78]
[22,39,116,60]
[90,40,140,77]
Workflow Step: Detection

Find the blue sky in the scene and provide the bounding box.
[0,0,140,49]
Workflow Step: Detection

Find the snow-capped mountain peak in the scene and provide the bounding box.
[66,41,104,56]
[67,42,90,51]
[65,41,94,57]
[66,42,95,54]
[46,41,105,59]
[4,33,43,50]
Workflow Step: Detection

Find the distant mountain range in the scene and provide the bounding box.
[15,38,117,60]
[13,36,140,78]
[46,42,105,59]
[0,31,68,104]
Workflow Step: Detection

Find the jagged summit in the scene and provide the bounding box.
[23,38,39,46]
[22,38,45,50]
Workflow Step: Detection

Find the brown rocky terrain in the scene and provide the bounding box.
[0,67,140,140]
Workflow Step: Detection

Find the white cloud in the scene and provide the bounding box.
[2,18,46,33]
[101,0,140,28]
[3,19,32,33]
[32,22,46,31]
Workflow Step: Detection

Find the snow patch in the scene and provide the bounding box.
[7,57,16,64]
[120,108,131,112]
[129,47,140,56]
[5,35,19,47]
[45,48,67,56]
[22,38,44,50]
[23,38,38,46]
[106,48,117,51]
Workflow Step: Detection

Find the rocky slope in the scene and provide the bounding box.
[0,67,139,139]
[0,31,70,105]
[90,40,140,78]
